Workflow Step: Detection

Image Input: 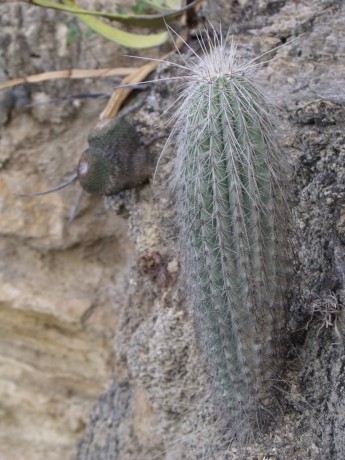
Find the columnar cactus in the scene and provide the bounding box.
[170,34,290,434]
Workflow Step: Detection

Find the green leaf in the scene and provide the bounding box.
[132,0,150,15]
[31,0,197,28]
[144,0,182,11]
[61,0,168,49]
[65,21,81,46]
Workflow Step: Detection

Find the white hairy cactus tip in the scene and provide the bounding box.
[166,25,292,436]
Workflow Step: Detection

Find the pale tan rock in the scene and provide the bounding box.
[0,3,135,459]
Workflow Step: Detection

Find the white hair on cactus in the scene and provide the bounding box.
[164,25,292,438]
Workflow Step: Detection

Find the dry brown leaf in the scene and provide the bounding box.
[0,68,135,90]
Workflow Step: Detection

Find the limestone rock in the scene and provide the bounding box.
[0,3,134,460]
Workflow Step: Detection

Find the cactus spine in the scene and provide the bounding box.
[170,34,290,433]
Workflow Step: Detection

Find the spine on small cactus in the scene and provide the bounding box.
[170,35,290,433]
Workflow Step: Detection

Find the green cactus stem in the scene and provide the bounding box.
[170,34,290,434]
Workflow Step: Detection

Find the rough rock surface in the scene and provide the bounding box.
[1,0,345,459]
[0,3,135,460]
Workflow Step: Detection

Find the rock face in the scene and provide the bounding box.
[0,4,135,460]
[1,0,345,459]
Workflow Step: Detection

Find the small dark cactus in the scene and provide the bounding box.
[18,118,153,198]
[78,118,152,195]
